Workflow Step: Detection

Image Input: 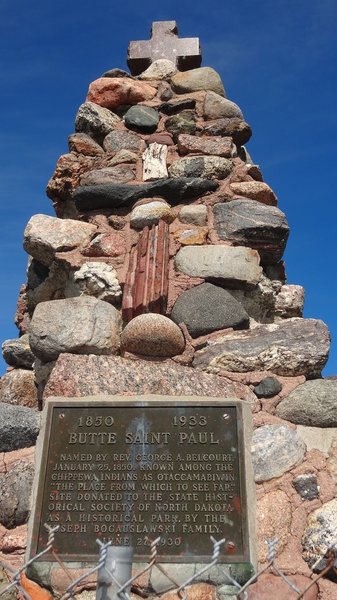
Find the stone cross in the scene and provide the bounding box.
[127,21,201,75]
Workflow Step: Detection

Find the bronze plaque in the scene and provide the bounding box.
[29,397,251,563]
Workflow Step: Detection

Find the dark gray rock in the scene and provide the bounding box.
[293,474,319,500]
[165,110,197,141]
[193,318,330,377]
[251,425,306,482]
[203,118,252,146]
[254,377,282,398]
[74,102,120,142]
[169,156,233,180]
[276,380,337,426]
[80,165,135,185]
[0,403,40,452]
[101,68,133,78]
[2,334,34,369]
[103,130,144,153]
[0,461,35,528]
[74,178,218,211]
[213,200,289,264]
[171,283,249,337]
[124,105,159,133]
[159,98,196,115]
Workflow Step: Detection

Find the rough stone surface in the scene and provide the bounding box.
[124,105,159,133]
[121,314,185,357]
[139,59,177,80]
[276,380,337,426]
[0,567,17,600]
[86,77,157,109]
[159,98,196,115]
[75,102,120,141]
[169,155,233,180]
[202,118,252,146]
[245,574,318,600]
[275,284,305,318]
[158,583,217,600]
[302,499,337,569]
[252,424,306,482]
[2,334,34,369]
[293,474,319,500]
[257,490,292,561]
[171,67,225,96]
[213,199,289,264]
[253,377,282,398]
[80,165,135,185]
[177,133,236,157]
[193,318,330,377]
[173,226,207,246]
[175,245,262,289]
[66,262,122,303]
[179,204,207,226]
[29,296,122,362]
[203,91,243,120]
[298,426,337,454]
[0,461,35,528]
[23,214,97,266]
[103,130,144,153]
[0,369,38,408]
[74,178,218,211]
[165,110,197,141]
[0,403,40,452]
[68,133,104,156]
[43,354,257,407]
[171,283,249,337]
[130,200,175,229]
[230,180,277,206]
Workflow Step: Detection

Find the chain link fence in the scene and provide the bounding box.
[1,524,336,599]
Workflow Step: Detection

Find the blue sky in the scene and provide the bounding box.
[0,0,336,375]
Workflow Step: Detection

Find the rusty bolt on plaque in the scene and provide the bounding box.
[226,541,236,553]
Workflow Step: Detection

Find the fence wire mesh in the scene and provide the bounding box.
[0,524,336,599]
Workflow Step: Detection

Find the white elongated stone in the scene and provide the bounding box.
[142,143,168,181]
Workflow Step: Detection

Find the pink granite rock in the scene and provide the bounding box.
[230,181,277,206]
[86,77,157,109]
[245,574,318,599]
[257,490,292,562]
[0,369,38,408]
[121,314,185,357]
[177,133,235,157]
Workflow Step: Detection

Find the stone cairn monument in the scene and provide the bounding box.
[1,20,337,600]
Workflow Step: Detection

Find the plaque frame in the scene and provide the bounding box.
[27,395,256,566]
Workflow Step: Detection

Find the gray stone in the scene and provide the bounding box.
[254,377,282,398]
[79,165,135,185]
[179,204,207,226]
[101,68,133,78]
[0,369,38,408]
[171,283,249,337]
[228,274,279,324]
[75,101,120,142]
[121,314,185,357]
[2,334,34,369]
[251,425,306,482]
[204,91,243,120]
[165,110,197,141]
[130,200,175,229]
[103,130,144,153]
[23,214,97,266]
[213,199,289,264]
[0,461,35,528]
[124,105,159,133]
[293,474,319,500]
[139,58,177,80]
[74,178,218,211]
[44,354,258,408]
[302,499,337,570]
[276,380,337,426]
[29,296,122,362]
[159,98,196,115]
[66,262,122,303]
[0,403,40,452]
[171,67,225,96]
[175,245,262,289]
[203,118,252,146]
[26,260,69,311]
[275,284,305,318]
[298,426,337,454]
[193,318,330,377]
[169,156,233,180]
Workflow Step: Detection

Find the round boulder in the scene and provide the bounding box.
[124,105,159,133]
[276,380,337,426]
[121,314,185,357]
[171,283,249,338]
[130,200,175,229]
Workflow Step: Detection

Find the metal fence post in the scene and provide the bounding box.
[96,546,133,600]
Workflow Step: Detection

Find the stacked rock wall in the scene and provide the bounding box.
[1,57,337,599]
